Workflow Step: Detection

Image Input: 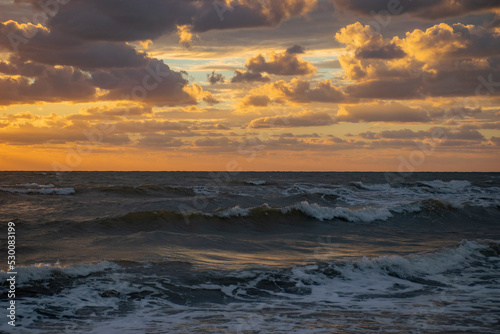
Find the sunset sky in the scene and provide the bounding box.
[1,0,499,171]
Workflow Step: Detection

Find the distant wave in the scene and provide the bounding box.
[0,183,75,195]
[85,184,196,196]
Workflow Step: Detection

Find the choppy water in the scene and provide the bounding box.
[1,172,499,333]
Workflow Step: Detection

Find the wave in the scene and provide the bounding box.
[245,180,267,185]
[105,201,398,226]
[228,180,269,186]
[65,198,464,235]
[416,180,472,192]
[349,181,392,191]
[206,205,252,218]
[0,183,75,195]
[2,240,498,333]
[283,180,500,209]
[85,184,195,196]
[283,201,394,222]
[3,240,498,290]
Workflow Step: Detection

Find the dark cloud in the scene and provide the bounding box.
[355,42,406,60]
[247,111,335,128]
[231,69,271,83]
[0,21,149,69]
[207,71,225,85]
[490,136,500,145]
[345,78,425,99]
[481,122,500,129]
[358,127,486,141]
[0,20,207,106]
[286,45,305,54]
[90,59,197,107]
[0,65,96,105]
[191,0,319,32]
[0,56,48,77]
[21,0,192,42]
[332,0,500,20]
[14,0,318,42]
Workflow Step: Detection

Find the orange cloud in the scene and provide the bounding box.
[247,110,335,128]
[337,102,431,123]
[177,25,197,47]
[246,50,316,76]
[240,78,347,107]
[335,22,500,99]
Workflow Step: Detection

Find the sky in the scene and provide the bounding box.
[0,0,499,171]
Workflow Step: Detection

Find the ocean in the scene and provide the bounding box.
[1,171,499,333]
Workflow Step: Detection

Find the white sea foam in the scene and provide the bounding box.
[246,180,267,185]
[0,261,120,285]
[282,180,500,209]
[213,205,251,218]
[0,183,75,195]
[193,186,219,196]
[417,180,472,192]
[283,201,393,222]
[22,183,55,188]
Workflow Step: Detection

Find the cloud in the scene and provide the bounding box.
[332,0,500,20]
[137,134,185,148]
[0,65,96,105]
[275,78,347,103]
[247,110,335,128]
[241,78,347,105]
[246,50,316,75]
[194,137,236,147]
[335,22,500,99]
[358,127,486,141]
[67,104,153,120]
[112,120,190,134]
[90,59,203,107]
[0,20,150,70]
[27,0,318,42]
[286,45,305,54]
[231,69,271,83]
[191,0,319,32]
[490,136,500,145]
[345,78,425,99]
[0,23,209,107]
[177,25,197,47]
[241,95,272,107]
[183,83,219,105]
[207,71,226,85]
[337,102,431,123]
[0,118,131,145]
[335,22,405,59]
[355,42,405,60]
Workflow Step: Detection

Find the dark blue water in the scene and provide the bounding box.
[1,172,499,333]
